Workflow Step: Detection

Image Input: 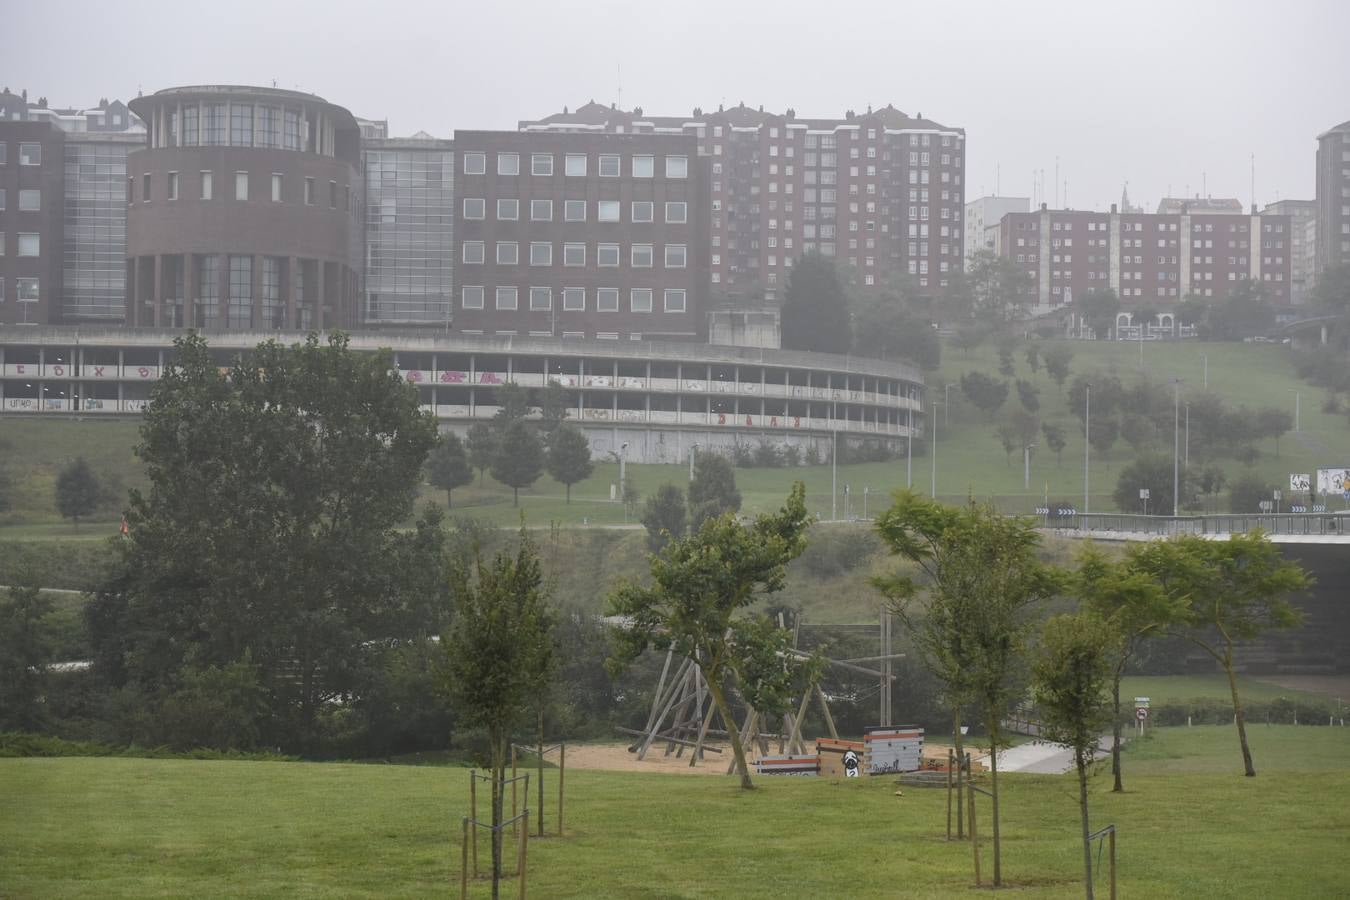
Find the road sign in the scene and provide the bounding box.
[1139,488,1151,500]
[1312,505,1327,513]
[1290,474,1311,492]
[1273,490,1282,501]
[1134,697,1150,709]
[1259,501,1274,512]
[1034,507,1050,515]
[1136,708,1148,721]
[1055,506,1077,516]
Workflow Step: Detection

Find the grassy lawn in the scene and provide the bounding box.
[1119,674,1326,705]
[1124,724,1350,775]
[3,752,1348,898]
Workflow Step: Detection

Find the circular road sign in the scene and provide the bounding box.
[1135,708,1148,721]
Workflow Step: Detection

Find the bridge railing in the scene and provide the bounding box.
[1044,511,1348,537]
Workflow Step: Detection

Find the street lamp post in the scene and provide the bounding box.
[930,400,940,499]
[1172,379,1182,516]
[1083,383,1091,515]
[1184,403,1190,469]
[689,443,698,482]
[619,441,629,522]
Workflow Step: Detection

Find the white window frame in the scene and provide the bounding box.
[597,244,620,267]
[529,242,552,266]
[530,153,554,176]
[529,286,552,310]
[563,243,586,267]
[630,288,653,313]
[18,189,40,211]
[462,241,485,264]
[664,244,687,268]
[598,200,621,223]
[496,242,519,265]
[461,286,485,309]
[599,154,621,177]
[665,155,688,178]
[631,244,653,267]
[497,198,519,221]
[564,200,586,222]
[463,152,486,175]
[497,152,520,176]
[565,153,587,176]
[663,289,687,313]
[463,198,486,219]
[632,201,654,223]
[596,287,620,311]
[18,233,40,257]
[633,155,655,178]
[562,287,585,311]
[495,286,519,310]
[665,201,687,223]
[530,199,552,221]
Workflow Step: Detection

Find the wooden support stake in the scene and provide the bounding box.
[537,709,545,838]
[787,691,812,755]
[518,808,529,900]
[470,771,479,878]
[511,750,518,838]
[558,743,565,837]
[638,658,695,759]
[969,763,980,886]
[460,816,469,900]
[946,749,954,841]
[690,699,718,767]
[816,685,839,740]
[1109,828,1117,900]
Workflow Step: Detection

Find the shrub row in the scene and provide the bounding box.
[1141,697,1343,727]
[0,731,299,761]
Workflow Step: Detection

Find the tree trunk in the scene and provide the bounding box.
[1224,652,1257,776]
[565,483,571,504]
[988,715,1002,887]
[491,734,505,899]
[1111,671,1124,793]
[513,486,519,507]
[705,671,754,790]
[1077,750,1095,900]
[446,489,453,509]
[952,707,965,839]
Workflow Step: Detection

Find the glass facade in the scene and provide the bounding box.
[363,144,454,324]
[62,139,132,321]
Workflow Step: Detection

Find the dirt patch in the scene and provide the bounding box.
[559,739,983,775]
[1256,675,1350,702]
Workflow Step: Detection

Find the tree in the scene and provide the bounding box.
[426,432,473,508]
[1011,409,1039,455]
[1196,464,1228,513]
[640,483,687,553]
[959,371,1009,417]
[1208,280,1274,340]
[1041,422,1068,467]
[93,332,441,749]
[1311,262,1350,313]
[490,419,545,506]
[466,422,498,486]
[1088,416,1120,460]
[544,424,593,503]
[1113,454,1191,515]
[1024,342,1041,376]
[1031,612,1116,900]
[966,249,1033,326]
[997,337,1017,377]
[951,324,992,358]
[688,454,742,531]
[1228,471,1273,513]
[1043,344,1074,395]
[1075,544,1188,793]
[874,493,1060,885]
[493,382,531,425]
[1254,407,1293,458]
[0,569,54,731]
[608,484,812,790]
[442,529,554,897]
[1076,288,1121,338]
[781,252,851,354]
[1016,378,1040,414]
[1147,533,1311,776]
[1120,412,1158,456]
[55,457,101,529]
[850,291,941,370]
[538,381,571,443]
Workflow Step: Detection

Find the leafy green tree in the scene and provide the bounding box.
[1113,454,1191,515]
[1041,422,1067,467]
[493,382,531,425]
[640,483,687,553]
[850,290,941,369]
[1207,280,1274,340]
[490,419,545,506]
[688,454,742,531]
[1016,378,1040,414]
[1254,407,1293,457]
[781,251,851,354]
[1043,343,1074,394]
[960,371,1009,416]
[951,324,993,358]
[608,484,812,790]
[426,432,473,508]
[874,493,1061,884]
[538,381,571,443]
[1076,288,1121,338]
[1024,342,1041,376]
[0,570,54,731]
[1196,464,1228,513]
[466,422,498,486]
[544,424,593,503]
[966,249,1033,326]
[55,457,101,529]
[1227,471,1273,513]
[997,337,1017,376]
[92,332,441,749]
[1031,612,1117,900]
[995,422,1019,467]
[1088,415,1120,460]
[1146,533,1312,776]
[1311,262,1350,313]
[442,529,554,896]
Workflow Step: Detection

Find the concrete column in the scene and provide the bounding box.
[217,252,229,329]
[1250,214,1263,283]
[1109,210,1122,296]
[1038,208,1051,310]
[1179,215,1192,296]
[152,255,163,327]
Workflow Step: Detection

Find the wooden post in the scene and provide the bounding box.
[969,766,980,886]
[460,816,469,900]
[469,771,479,878]
[537,710,545,837]
[690,699,718,766]
[956,750,965,839]
[510,749,518,838]
[946,749,954,841]
[518,807,530,900]
[1109,828,1117,900]
[816,685,839,740]
[558,743,566,836]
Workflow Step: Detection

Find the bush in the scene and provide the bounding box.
[0,731,298,760]
[1146,697,1337,727]
[731,443,755,467]
[1228,471,1274,513]
[753,441,784,468]
[794,526,879,578]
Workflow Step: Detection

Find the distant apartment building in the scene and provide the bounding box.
[451,129,709,341]
[0,121,64,324]
[519,101,966,301]
[998,203,1293,320]
[1315,119,1350,274]
[1156,196,1243,215]
[1262,199,1316,304]
[964,196,1029,267]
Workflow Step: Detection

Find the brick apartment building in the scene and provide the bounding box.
[998,203,1293,320]
[519,101,966,302]
[451,129,710,341]
[1315,119,1350,275]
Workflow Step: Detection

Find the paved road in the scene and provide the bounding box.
[997,735,1115,775]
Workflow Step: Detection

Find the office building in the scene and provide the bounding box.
[0,120,65,324]
[1262,199,1316,304]
[1315,119,1350,274]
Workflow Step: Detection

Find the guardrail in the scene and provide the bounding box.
[1037,511,1349,538]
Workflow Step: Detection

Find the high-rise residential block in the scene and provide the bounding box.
[1315,120,1350,275]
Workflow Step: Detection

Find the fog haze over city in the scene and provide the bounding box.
[8,0,1349,210]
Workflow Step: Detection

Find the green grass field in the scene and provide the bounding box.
[3,725,1349,898]
[1118,675,1326,705]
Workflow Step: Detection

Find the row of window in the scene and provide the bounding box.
[463,198,688,224]
[0,232,41,256]
[464,152,689,180]
[0,143,43,166]
[0,189,41,212]
[131,170,347,209]
[462,241,687,268]
[460,285,687,314]
[0,277,41,302]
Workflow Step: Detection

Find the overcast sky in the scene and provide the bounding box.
[8,0,1349,212]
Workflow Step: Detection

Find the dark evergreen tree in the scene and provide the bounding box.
[781,251,851,353]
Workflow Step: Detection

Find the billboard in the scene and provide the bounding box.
[1316,468,1350,495]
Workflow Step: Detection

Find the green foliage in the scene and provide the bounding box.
[1042,343,1074,393]
[465,422,497,486]
[850,291,941,369]
[0,732,297,760]
[997,336,1017,376]
[781,251,851,354]
[1204,280,1276,341]
[492,381,530,424]
[1076,288,1121,338]
[1024,342,1041,375]
[54,457,100,528]
[792,525,878,578]
[0,573,54,731]
[1253,407,1293,457]
[1227,470,1274,513]
[1089,414,1120,458]
[425,431,473,508]
[640,483,687,554]
[544,424,594,503]
[1016,378,1040,413]
[537,380,570,439]
[1112,454,1192,515]
[1033,612,1116,761]
[959,370,1009,416]
[688,453,742,531]
[1041,421,1067,466]
[156,655,271,752]
[489,418,545,505]
[966,249,1033,326]
[1195,463,1228,512]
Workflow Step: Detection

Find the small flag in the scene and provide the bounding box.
[120,515,129,537]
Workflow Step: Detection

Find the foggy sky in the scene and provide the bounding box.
[8,0,1349,212]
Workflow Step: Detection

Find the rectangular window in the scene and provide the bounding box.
[530,199,552,221]
[565,154,587,176]
[18,189,39,211]
[462,241,485,264]
[665,244,687,268]
[19,143,42,166]
[666,156,688,178]
[0,189,5,210]
[597,288,619,311]
[632,201,654,222]
[497,153,520,175]
[462,286,485,309]
[530,287,552,310]
[163,172,177,201]
[495,286,518,310]
[598,200,621,222]
[564,199,586,221]
[663,289,687,313]
[496,242,519,265]
[463,152,486,174]
[143,173,152,202]
[234,172,248,201]
[230,104,253,146]
[633,155,654,178]
[665,201,687,223]
[531,153,553,176]
[597,244,620,266]
[329,181,338,209]
[530,242,552,266]
[632,244,653,267]
[16,277,40,302]
[303,177,313,205]
[599,154,621,177]
[630,288,653,312]
[563,243,586,266]
[562,287,585,311]
[0,143,6,165]
[270,173,281,202]
[463,197,485,219]
[497,198,519,220]
[18,233,40,257]
[228,256,252,328]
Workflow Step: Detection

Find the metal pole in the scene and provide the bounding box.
[944,382,952,426]
[1185,403,1190,469]
[1023,445,1030,491]
[1202,353,1208,389]
[831,427,838,520]
[1083,384,1091,515]
[930,401,938,499]
[460,817,470,900]
[1109,828,1117,900]
[1173,380,1180,516]
[906,393,913,489]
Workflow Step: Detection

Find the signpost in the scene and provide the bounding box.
[1290,474,1311,492]
[1139,487,1150,516]
[1134,697,1150,738]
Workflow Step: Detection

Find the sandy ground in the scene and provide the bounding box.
[557,740,979,776]
[1256,675,1350,702]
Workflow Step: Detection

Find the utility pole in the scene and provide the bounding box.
[1083,384,1091,515]
[931,400,940,500]
[1172,379,1182,516]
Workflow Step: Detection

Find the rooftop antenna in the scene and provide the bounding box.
[617,64,622,110]
[1054,156,1060,207]
[1251,153,1256,210]
[996,164,1000,195]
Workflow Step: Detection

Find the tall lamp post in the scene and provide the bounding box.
[1171,379,1183,516]
[1083,383,1091,515]
[689,443,698,482]
[619,441,629,522]
[930,400,942,500]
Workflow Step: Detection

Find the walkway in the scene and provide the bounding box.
[996,736,1114,775]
